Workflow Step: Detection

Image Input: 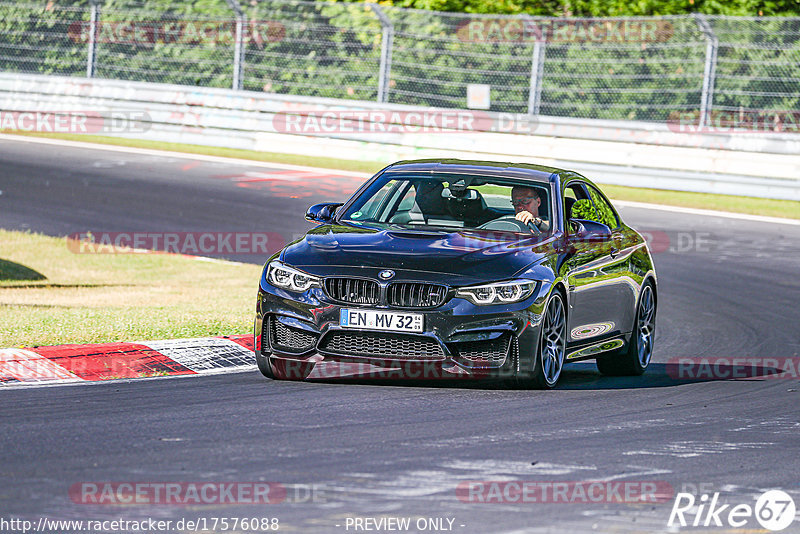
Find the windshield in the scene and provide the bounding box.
[339,174,552,235]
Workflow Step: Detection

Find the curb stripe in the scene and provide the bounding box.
[138,338,255,374]
[0,348,83,383]
[0,335,256,388]
[42,343,197,381]
[227,336,255,352]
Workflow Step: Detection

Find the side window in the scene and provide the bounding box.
[570,199,597,221]
[350,180,402,221]
[396,187,416,211]
[587,186,619,229]
[564,182,597,223]
[474,184,512,211]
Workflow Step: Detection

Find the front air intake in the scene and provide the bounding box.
[265,316,318,354]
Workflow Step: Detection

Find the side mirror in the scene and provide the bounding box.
[569,219,611,241]
[305,202,343,224]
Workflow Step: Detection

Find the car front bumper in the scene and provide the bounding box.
[253,278,549,381]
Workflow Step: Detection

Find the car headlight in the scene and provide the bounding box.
[456,280,536,305]
[266,261,320,292]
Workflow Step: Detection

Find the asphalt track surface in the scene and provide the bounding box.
[1,138,799,533]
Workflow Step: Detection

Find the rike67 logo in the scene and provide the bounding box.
[668,490,796,531]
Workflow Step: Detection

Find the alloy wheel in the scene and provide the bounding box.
[636,285,655,368]
[541,294,566,386]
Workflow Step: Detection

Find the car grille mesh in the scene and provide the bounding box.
[450,334,512,366]
[267,317,318,354]
[324,278,379,305]
[319,331,445,360]
[387,282,447,308]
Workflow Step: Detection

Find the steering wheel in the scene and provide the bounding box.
[478,215,541,235]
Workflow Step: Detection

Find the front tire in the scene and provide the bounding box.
[255,350,276,379]
[517,291,567,389]
[256,352,313,381]
[596,282,656,376]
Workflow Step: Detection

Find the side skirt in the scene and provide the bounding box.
[565,335,628,363]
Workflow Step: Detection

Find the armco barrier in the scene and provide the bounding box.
[1,73,798,200]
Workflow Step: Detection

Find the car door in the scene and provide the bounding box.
[587,184,638,333]
[562,181,624,346]
[584,184,636,337]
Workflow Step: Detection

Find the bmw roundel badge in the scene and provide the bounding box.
[378,269,395,280]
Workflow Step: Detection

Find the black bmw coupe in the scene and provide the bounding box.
[254,159,657,388]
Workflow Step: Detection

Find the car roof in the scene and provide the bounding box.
[383,159,564,183]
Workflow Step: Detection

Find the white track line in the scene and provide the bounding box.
[2,133,797,226]
[0,133,367,177]
[613,200,799,226]
[0,366,257,391]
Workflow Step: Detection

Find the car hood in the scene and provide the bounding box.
[281,223,550,282]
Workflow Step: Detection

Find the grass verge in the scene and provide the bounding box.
[8,131,799,220]
[0,229,261,348]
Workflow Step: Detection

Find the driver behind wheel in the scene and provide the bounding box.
[511,185,550,233]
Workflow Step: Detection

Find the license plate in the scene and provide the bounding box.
[340,309,423,333]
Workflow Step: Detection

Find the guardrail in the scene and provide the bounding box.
[0,73,798,201]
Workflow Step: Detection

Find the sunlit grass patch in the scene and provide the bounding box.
[0,230,262,347]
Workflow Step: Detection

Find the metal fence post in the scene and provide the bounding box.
[693,14,718,129]
[224,0,245,90]
[523,16,546,116]
[370,5,393,104]
[86,0,100,78]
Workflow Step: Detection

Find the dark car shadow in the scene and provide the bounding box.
[298,361,793,390]
[556,363,702,390]
[558,360,796,389]
[0,258,47,282]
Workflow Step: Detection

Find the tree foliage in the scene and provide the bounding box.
[383,0,800,16]
[0,0,798,125]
